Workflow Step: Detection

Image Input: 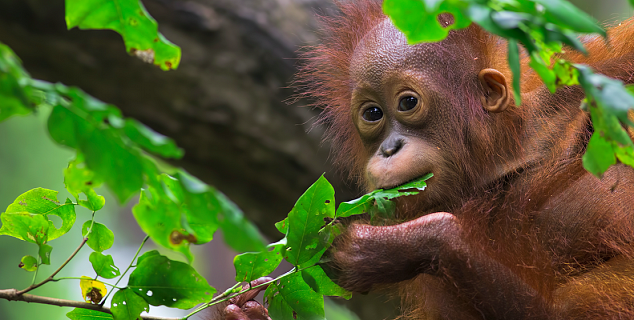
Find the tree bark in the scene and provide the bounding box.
[0,0,359,237]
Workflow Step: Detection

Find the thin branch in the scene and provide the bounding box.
[184,267,299,319]
[101,235,149,305]
[0,289,178,320]
[51,277,120,289]
[17,211,97,296]
[17,237,89,295]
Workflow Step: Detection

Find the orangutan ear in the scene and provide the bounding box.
[478,68,510,113]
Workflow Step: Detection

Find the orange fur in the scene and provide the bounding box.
[297,1,634,319]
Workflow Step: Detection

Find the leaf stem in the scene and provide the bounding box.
[51,277,121,289]
[101,235,149,305]
[30,251,41,287]
[17,232,90,295]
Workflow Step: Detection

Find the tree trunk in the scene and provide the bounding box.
[0,0,359,236]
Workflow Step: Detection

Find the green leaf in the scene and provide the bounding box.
[0,212,49,244]
[39,243,53,265]
[123,119,183,158]
[2,188,76,241]
[132,186,194,262]
[19,255,38,272]
[529,53,556,93]
[137,250,160,265]
[465,5,535,53]
[336,173,432,218]
[490,11,533,30]
[383,0,471,44]
[89,252,121,279]
[542,25,587,54]
[370,173,432,201]
[325,299,360,320]
[64,156,105,207]
[508,39,522,105]
[275,217,289,235]
[553,60,579,87]
[133,171,262,259]
[128,252,215,309]
[0,43,32,122]
[47,104,91,149]
[533,0,605,35]
[81,127,144,203]
[66,308,113,320]
[216,191,267,252]
[577,65,634,128]
[81,189,106,212]
[582,132,616,177]
[175,172,218,244]
[576,65,634,175]
[285,175,335,266]
[65,0,181,70]
[48,105,143,203]
[265,272,325,320]
[178,170,266,252]
[301,265,351,299]
[82,221,115,252]
[111,288,149,320]
[234,241,285,283]
[63,86,123,122]
[615,145,634,167]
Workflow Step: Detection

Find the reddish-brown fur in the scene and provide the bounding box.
[293,1,634,319]
[222,1,634,319]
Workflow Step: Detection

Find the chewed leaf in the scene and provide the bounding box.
[301,265,351,299]
[19,255,38,272]
[0,43,32,122]
[1,188,76,241]
[0,212,49,244]
[124,119,183,159]
[128,252,215,309]
[111,288,149,320]
[336,173,432,218]
[66,308,113,320]
[234,241,284,283]
[265,272,325,320]
[65,0,181,70]
[80,276,107,304]
[82,221,114,252]
[383,0,472,44]
[89,252,121,279]
[284,175,335,266]
[533,0,605,35]
[39,244,53,265]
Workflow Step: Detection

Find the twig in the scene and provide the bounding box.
[0,289,178,320]
[183,267,299,319]
[101,235,150,305]
[17,211,97,296]
[17,237,89,295]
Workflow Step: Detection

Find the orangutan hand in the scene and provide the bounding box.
[223,277,273,320]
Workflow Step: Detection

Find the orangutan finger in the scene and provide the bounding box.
[224,304,248,320]
[233,277,274,307]
[242,300,271,320]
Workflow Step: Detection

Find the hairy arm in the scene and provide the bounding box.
[331,212,549,319]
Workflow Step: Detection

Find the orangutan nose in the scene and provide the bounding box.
[379,135,404,157]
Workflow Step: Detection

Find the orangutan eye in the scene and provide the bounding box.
[362,106,383,122]
[398,96,418,111]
